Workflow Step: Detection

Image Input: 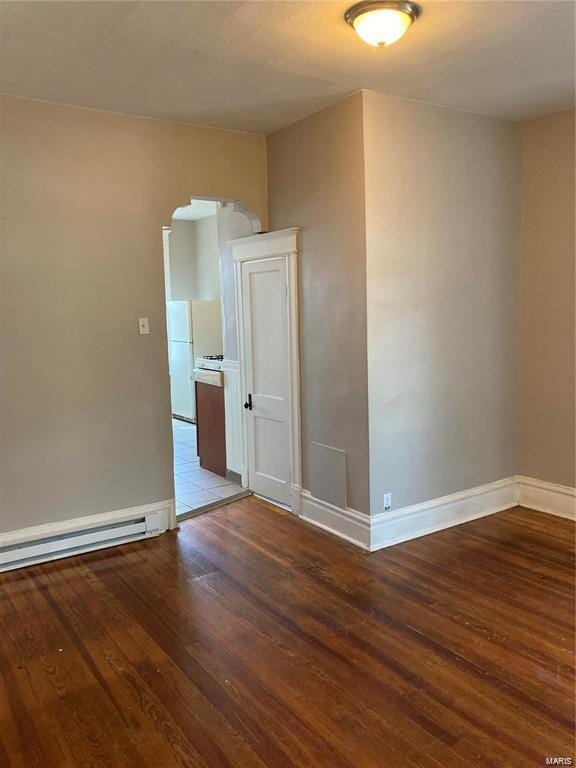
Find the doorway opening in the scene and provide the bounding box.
[163,198,259,519]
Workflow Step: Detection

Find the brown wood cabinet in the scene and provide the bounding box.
[195,381,226,477]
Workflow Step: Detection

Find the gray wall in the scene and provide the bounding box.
[169,220,196,300]
[363,90,522,513]
[267,93,370,514]
[193,216,220,300]
[0,95,267,534]
[518,109,575,487]
[170,216,220,301]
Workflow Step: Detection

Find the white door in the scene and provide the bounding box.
[232,228,300,510]
[241,257,291,504]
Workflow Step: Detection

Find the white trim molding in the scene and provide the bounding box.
[516,476,576,520]
[300,490,371,550]
[173,196,262,234]
[298,476,575,552]
[0,499,175,572]
[222,358,242,477]
[299,478,517,551]
[219,198,262,234]
[370,477,517,551]
[229,227,298,260]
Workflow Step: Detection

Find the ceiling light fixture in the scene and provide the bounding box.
[345,1,421,48]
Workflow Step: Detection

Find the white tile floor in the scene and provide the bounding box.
[172,418,244,517]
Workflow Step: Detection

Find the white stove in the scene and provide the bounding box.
[196,355,224,371]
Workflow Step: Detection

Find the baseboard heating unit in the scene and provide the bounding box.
[0,501,174,573]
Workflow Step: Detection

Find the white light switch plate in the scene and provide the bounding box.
[138,317,150,335]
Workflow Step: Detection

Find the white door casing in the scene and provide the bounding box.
[231,229,301,512]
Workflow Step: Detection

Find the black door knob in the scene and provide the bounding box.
[244,393,253,411]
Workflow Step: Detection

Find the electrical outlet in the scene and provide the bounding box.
[382,493,392,512]
[138,317,150,335]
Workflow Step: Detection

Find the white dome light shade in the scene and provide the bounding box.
[353,8,411,46]
[345,1,421,48]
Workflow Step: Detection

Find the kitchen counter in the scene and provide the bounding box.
[193,368,223,387]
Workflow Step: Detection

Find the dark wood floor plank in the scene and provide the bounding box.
[177,511,573,766]
[0,501,573,768]
[88,553,297,768]
[124,545,456,768]
[195,505,574,713]
[37,565,217,768]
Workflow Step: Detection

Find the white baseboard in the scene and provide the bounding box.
[299,490,371,550]
[370,477,517,551]
[3,474,573,571]
[290,483,303,514]
[300,478,518,552]
[299,475,575,552]
[516,476,576,520]
[0,499,175,572]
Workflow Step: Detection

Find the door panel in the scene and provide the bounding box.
[254,417,289,483]
[249,269,285,396]
[242,258,290,504]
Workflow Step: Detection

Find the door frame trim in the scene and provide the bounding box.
[231,228,302,513]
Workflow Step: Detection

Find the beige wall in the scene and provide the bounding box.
[0,95,267,534]
[2,89,571,541]
[518,109,575,487]
[363,90,521,512]
[267,93,370,514]
[170,216,220,301]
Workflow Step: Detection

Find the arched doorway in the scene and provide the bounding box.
[163,197,262,520]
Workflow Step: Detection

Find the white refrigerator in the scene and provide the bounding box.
[166,300,222,421]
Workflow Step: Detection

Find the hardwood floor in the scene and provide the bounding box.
[0,499,573,767]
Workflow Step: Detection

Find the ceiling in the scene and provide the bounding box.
[172,200,219,221]
[1,1,574,133]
